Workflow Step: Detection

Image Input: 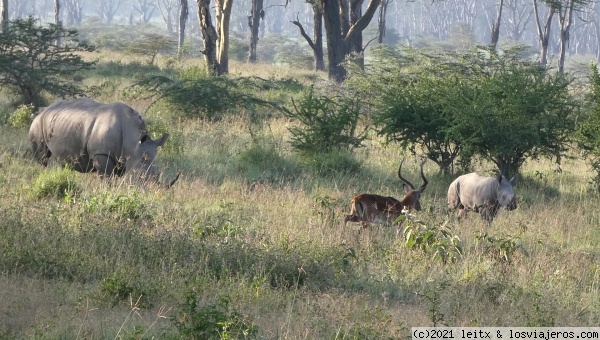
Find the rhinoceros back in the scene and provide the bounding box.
[29,98,147,174]
[448,173,497,210]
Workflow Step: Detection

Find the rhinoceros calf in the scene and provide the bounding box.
[447,172,517,223]
[29,98,171,183]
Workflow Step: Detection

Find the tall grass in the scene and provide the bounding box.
[0,57,599,338]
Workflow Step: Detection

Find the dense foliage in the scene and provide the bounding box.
[348,46,577,177]
[284,86,368,154]
[0,18,96,107]
[134,66,290,121]
[576,63,600,188]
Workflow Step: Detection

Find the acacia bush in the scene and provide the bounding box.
[577,63,600,189]
[134,66,285,121]
[0,18,96,107]
[284,86,368,155]
[348,45,577,177]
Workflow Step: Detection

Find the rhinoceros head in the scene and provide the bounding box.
[126,133,169,182]
[495,173,518,211]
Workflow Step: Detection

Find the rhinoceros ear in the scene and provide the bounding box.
[154,134,169,147]
[140,134,169,146]
[509,175,518,186]
[496,173,503,183]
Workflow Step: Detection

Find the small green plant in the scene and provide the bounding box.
[176,293,258,339]
[9,104,34,128]
[403,219,463,264]
[80,191,148,221]
[312,195,339,228]
[100,271,156,308]
[476,231,529,264]
[417,281,450,326]
[285,86,368,154]
[30,167,81,199]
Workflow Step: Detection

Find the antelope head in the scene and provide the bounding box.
[397,159,428,212]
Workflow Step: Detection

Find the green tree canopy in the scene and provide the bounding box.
[0,17,96,107]
[348,45,577,177]
[451,47,576,177]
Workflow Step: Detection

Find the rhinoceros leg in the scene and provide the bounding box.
[31,140,52,167]
[91,154,120,178]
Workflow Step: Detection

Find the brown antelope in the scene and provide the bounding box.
[344,160,428,229]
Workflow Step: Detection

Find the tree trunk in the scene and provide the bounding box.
[321,0,381,82]
[178,0,188,56]
[55,0,61,46]
[557,0,575,73]
[377,0,389,44]
[215,0,233,74]
[533,0,554,68]
[134,0,155,24]
[490,0,504,49]
[322,0,347,82]
[313,4,325,71]
[1,0,8,33]
[348,0,364,69]
[348,0,363,54]
[196,0,219,74]
[291,3,324,71]
[247,0,263,63]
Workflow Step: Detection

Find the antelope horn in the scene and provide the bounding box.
[418,159,428,193]
[397,159,416,190]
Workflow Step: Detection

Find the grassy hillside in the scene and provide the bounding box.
[0,57,599,339]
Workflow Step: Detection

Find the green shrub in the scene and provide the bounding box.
[135,67,279,121]
[0,17,95,107]
[30,167,81,199]
[577,63,600,189]
[79,191,148,221]
[9,104,34,129]
[176,293,258,339]
[100,271,156,308]
[403,218,463,264]
[285,86,368,154]
[125,32,177,65]
[476,230,529,264]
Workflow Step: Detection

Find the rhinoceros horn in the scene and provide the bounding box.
[164,171,181,189]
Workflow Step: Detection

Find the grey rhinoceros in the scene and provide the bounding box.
[447,172,517,223]
[29,98,178,186]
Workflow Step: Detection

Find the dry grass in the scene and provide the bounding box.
[0,59,599,339]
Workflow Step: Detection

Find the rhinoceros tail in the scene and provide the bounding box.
[447,180,462,209]
[30,140,52,167]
